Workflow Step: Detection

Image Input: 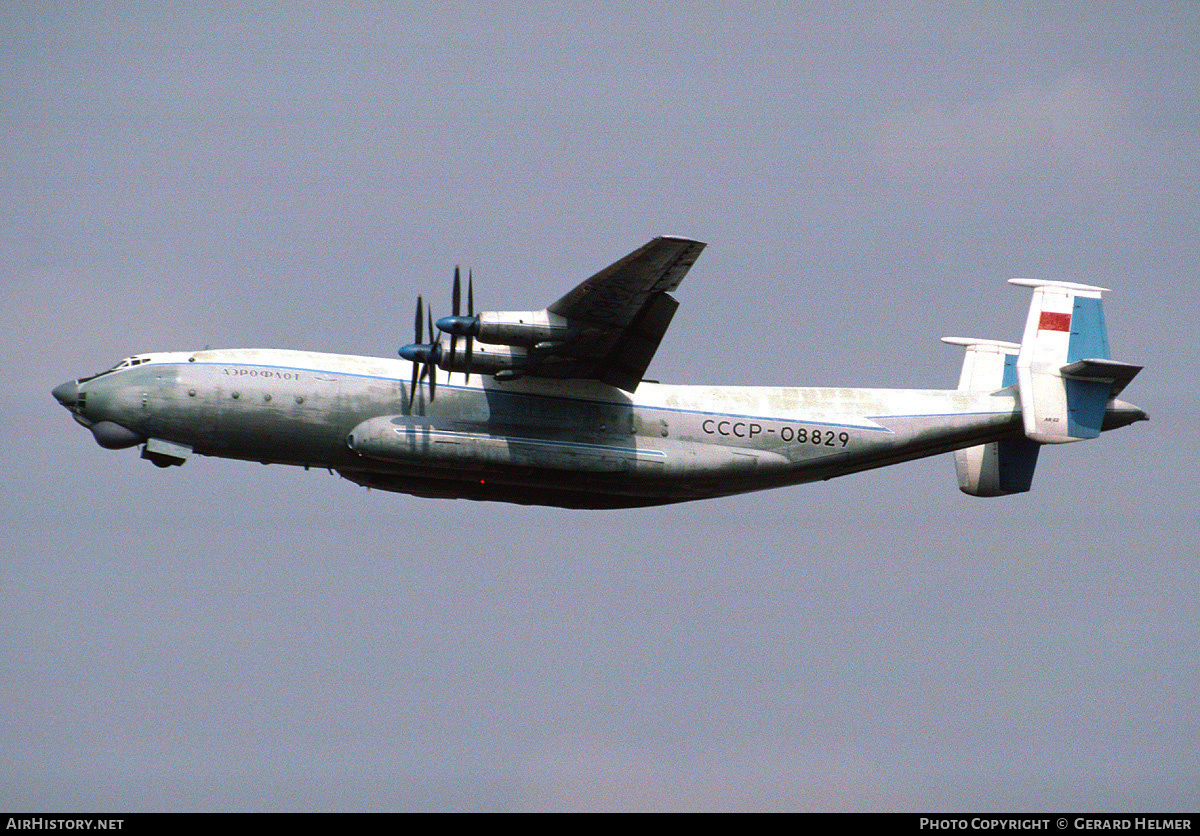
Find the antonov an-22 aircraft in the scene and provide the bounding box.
[52,237,1146,508]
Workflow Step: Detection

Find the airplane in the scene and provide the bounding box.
[52,236,1146,509]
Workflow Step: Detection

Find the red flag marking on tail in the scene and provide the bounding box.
[1038,311,1072,331]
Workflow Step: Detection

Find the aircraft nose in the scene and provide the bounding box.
[53,380,79,407]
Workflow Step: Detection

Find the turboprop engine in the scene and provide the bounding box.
[399,267,589,405]
[437,309,575,348]
[400,338,533,376]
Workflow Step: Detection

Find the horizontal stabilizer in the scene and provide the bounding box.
[1060,358,1143,398]
[940,337,1021,393]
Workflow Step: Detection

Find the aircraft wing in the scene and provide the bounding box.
[540,236,706,390]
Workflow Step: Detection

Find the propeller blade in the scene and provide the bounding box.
[449,266,460,365]
[409,295,423,411]
[465,269,474,383]
[427,306,437,401]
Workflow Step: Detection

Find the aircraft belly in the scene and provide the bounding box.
[334,467,692,508]
[337,448,785,508]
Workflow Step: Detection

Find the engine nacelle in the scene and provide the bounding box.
[431,340,532,374]
[475,310,573,346]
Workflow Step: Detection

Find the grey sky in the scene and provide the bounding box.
[3,2,1196,811]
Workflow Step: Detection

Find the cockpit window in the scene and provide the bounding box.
[110,357,150,369]
[78,356,146,383]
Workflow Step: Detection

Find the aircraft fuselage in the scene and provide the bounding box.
[53,346,1129,508]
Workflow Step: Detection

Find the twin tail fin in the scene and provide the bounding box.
[942,280,1145,497]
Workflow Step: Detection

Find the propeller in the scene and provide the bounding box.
[400,265,480,410]
[442,267,477,383]
[399,294,440,411]
[437,267,480,382]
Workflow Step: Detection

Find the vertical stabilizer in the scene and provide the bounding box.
[941,337,1040,496]
[1010,279,1115,443]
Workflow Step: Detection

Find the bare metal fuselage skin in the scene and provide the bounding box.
[57,346,1140,508]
